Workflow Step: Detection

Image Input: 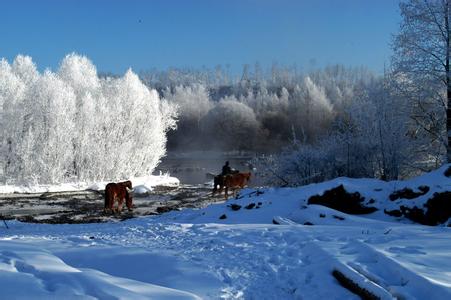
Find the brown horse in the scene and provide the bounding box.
[213,170,240,195]
[104,180,133,213]
[223,172,251,200]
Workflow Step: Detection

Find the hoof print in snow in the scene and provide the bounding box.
[303,222,314,225]
[389,186,429,201]
[245,203,256,210]
[219,214,227,220]
[272,218,280,225]
[333,215,345,220]
[319,214,326,218]
[228,204,241,211]
[308,185,377,215]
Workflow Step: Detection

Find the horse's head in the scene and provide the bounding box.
[119,180,134,193]
[244,172,251,181]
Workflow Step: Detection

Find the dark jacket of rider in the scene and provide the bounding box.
[221,161,232,176]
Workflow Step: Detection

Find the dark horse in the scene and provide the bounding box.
[104,180,133,213]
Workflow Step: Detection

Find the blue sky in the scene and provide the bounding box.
[0,0,400,75]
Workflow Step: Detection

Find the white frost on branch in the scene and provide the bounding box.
[0,53,177,185]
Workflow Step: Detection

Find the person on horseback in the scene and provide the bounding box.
[213,161,237,194]
[222,161,232,176]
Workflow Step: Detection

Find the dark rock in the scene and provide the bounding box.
[423,192,451,225]
[156,206,172,214]
[219,214,227,219]
[303,222,314,225]
[228,204,242,211]
[389,186,429,201]
[272,218,280,225]
[384,209,402,217]
[444,166,451,177]
[307,185,377,215]
[400,205,427,224]
[418,185,430,193]
[245,203,256,210]
[385,192,451,225]
[89,236,95,240]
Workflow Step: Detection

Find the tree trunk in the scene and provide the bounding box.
[446,0,451,162]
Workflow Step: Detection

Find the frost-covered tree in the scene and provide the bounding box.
[393,0,451,162]
[0,54,177,185]
[254,74,417,186]
[202,97,260,150]
[163,84,212,149]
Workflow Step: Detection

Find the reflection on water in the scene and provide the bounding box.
[154,152,259,186]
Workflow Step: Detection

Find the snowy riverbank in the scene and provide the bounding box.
[0,173,180,195]
[1,166,451,299]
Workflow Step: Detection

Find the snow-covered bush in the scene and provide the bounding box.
[0,54,177,184]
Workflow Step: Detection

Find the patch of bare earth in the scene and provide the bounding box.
[0,185,224,224]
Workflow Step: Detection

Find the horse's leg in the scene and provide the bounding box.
[126,195,133,211]
[104,190,111,214]
[118,198,124,213]
[112,196,118,214]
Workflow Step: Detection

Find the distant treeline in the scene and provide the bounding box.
[140,65,375,152]
[139,64,443,182]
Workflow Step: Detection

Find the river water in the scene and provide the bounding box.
[154,151,259,186]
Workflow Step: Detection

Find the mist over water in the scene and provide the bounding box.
[156,151,259,186]
[0,54,177,185]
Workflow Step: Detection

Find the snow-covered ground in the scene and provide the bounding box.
[1,167,451,299]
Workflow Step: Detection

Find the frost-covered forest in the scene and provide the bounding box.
[0,59,446,186]
[0,54,177,185]
[141,63,441,184]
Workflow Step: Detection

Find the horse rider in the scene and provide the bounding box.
[222,161,232,176]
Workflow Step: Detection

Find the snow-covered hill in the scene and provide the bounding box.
[1,166,451,299]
